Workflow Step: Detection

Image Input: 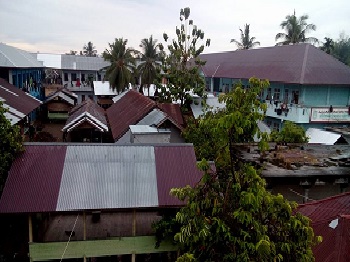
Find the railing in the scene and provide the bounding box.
[264,100,310,123]
[29,236,177,261]
[48,112,69,120]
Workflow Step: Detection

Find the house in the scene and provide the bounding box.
[297,192,350,261]
[93,81,120,109]
[62,99,110,142]
[239,143,350,203]
[0,143,202,261]
[0,43,45,101]
[199,44,350,130]
[34,53,110,103]
[44,88,77,121]
[107,90,185,144]
[0,78,41,125]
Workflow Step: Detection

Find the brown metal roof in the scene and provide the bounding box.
[0,145,67,213]
[154,145,202,207]
[106,90,184,140]
[200,44,350,85]
[297,193,350,262]
[0,78,41,119]
[63,99,108,132]
[0,143,201,213]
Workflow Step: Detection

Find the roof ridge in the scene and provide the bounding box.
[299,44,310,84]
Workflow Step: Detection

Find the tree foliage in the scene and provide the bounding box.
[230,24,260,50]
[103,38,136,93]
[270,120,309,143]
[138,35,161,95]
[83,41,98,57]
[275,11,318,46]
[156,7,210,107]
[320,37,334,54]
[154,78,320,261]
[331,33,350,66]
[0,102,23,190]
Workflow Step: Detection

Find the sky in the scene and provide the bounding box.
[0,0,349,55]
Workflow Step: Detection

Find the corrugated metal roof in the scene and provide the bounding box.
[63,99,108,132]
[297,193,350,262]
[93,81,119,96]
[200,44,350,85]
[0,43,44,68]
[0,143,201,213]
[56,145,159,211]
[61,55,110,71]
[306,128,342,145]
[154,145,202,206]
[138,109,167,126]
[0,145,67,213]
[107,90,184,140]
[0,78,41,123]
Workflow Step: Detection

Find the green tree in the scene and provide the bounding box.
[83,41,98,57]
[156,7,210,108]
[103,38,136,93]
[331,33,350,66]
[230,24,260,50]
[320,37,334,54]
[0,102,23,192]
[154,78,320,261]
[275,11,318,46]
[138,35,161,96]
[270,120,308,143]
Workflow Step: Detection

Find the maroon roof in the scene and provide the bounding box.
[107,90,184,140]
[64,99,107,131]
[0,145,66,213]
[0,78,41,116]
[200,44,350,85]
[154,145,202,206]
[297,193,350,262]
[158,103,184,128]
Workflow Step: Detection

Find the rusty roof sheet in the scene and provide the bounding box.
[200,44,350,85]
[0,145,67,213]
[297,193,350,262]
[154,145,202,207]
[0,143,201,213]
[0,78,41,124]
[63,99,108,132]
[106,90,184,140]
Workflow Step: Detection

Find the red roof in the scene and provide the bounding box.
[0,145,67,213]
[0,78,41,118]
[200,44,350,85]
[297,192,350,261]
[154,145,202,207]
[107,90,184,140]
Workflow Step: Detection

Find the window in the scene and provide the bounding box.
[82,95,85,101]
[81,73,85,81]
[266,88,272,100]
[97,73,101,81]
[284,89,289,103]
[71,73,77,81]
[273,88,280,101]
[64,73,68,81]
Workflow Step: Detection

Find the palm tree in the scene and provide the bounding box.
[137,36,160,96]
[102,38,136,93]
[230,24,260,50]
[83,41,97,57]
[321,37,334,54]
[275,11,318,45]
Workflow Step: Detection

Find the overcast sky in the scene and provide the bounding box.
[0,0,349,55]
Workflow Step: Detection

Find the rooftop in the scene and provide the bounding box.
[200,44,350,85]
[0,43,44,68]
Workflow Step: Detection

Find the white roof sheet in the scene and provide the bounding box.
[306,128,341,145]
[56,146,159,210]
[0,43,43,68]
[191,95,226,118]
[137,109,167,126]
[130,125,170,134]
[93,81,120,96]
[36,53,62,68]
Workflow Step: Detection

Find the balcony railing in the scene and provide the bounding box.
[264,100,310,123]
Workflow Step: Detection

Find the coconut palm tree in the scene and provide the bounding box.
[275,11,318,46]
[137,35,161,96]
[102,38,136,93]
[230,24,260,50]
[83,41,97,57]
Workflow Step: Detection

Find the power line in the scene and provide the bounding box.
[60,213,79,262]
